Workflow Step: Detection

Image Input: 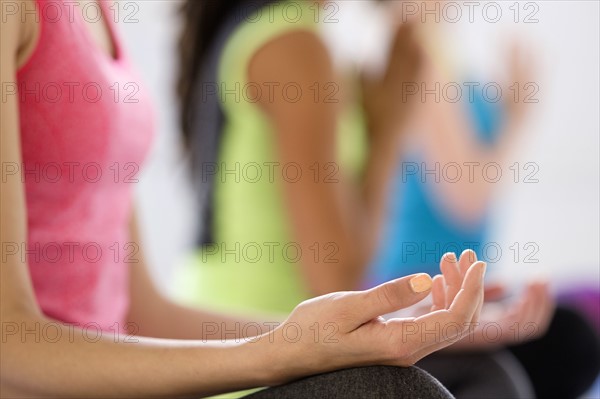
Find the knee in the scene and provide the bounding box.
[510,306,600,398]
[356,366,454,399]
[550,307,600,373]
[246,366,454,399]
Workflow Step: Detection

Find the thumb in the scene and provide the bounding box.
[355,274,433,323]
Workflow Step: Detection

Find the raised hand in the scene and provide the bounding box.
[361,19,423,142]
[259,254,486,385]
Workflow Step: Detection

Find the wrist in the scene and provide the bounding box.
[187,340,284,394]
[249,330,295,387]
[251,324,325,387]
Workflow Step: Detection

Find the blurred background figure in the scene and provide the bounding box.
[114,0,600,398]
[361,3,600,398]
[171,0,599,398]
[174,0,421,313]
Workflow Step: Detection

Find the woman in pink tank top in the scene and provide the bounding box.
[1,1,486,397]
[18,0,154,332]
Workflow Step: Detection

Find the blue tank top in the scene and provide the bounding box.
[366,82,504,285]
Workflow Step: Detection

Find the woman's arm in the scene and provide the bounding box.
[0,12,268,397]
[248,26,420,295]
[413,43,534,224]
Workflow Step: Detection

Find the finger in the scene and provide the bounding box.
[356,273,433,323]
[484,283,507,302]
[384,262,485,364]
[407,261,486,349]
[435,262,486,350]
[406,311,479,363]
[404,283,485,362]
[458,249,477,276]
[447,261,486,323]
[431,274,446,312]
[504,287,534,341]
[513,285,541,340]
[471,281,485,326]
[528,282,553,335]
[520,285,539,327]
[504,297,525,326]
[440,253,462,307]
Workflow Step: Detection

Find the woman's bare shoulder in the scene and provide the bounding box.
[1,0,41,69]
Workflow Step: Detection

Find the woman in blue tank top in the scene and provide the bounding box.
[366,20,600,398]
[369,86,502,282]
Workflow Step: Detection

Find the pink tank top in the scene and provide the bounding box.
[17,0,155,331]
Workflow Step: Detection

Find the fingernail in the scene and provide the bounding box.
[461,248,474,256]
[478,262,487,279]
[410,274,432,293]
[444,252,457,262]
[462,249,477,262]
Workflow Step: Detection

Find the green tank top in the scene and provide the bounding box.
[174,0,367,315]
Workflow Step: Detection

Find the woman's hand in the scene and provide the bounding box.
[361,20,423,143]
[259,253,486,385]
[469,281,554,348]
[438,251,555,350]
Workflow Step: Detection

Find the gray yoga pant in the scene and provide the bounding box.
[243,365,454,399]
[417,350,535,399]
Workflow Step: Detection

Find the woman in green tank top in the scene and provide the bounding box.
[176,0,422,315]
[171,3,491,397]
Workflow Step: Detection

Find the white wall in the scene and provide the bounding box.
[118,0,196,289]
[118,1,599,292]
